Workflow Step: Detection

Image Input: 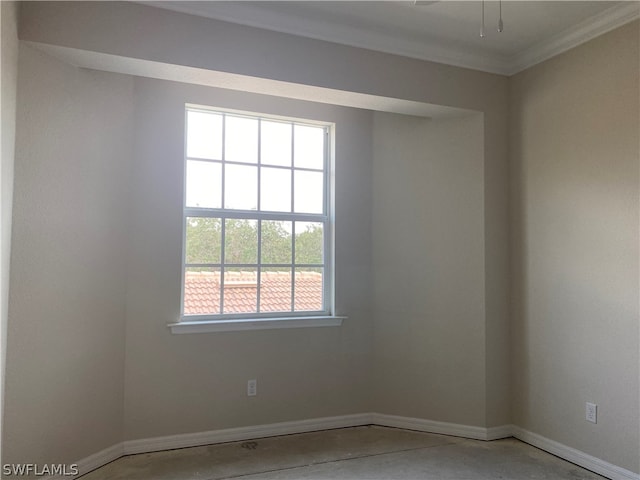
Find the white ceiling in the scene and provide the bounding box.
[144,1,639,75]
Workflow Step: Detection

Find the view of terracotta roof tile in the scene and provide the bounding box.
[184,270,323,315]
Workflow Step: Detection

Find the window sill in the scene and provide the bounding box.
[168,316,346,334]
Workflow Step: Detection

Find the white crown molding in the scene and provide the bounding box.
[145,1,639,77]
[144,1,512,75]
[509,2,640,75]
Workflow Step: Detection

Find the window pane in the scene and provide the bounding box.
[294,124,324,170]
[183,267,220,315]
[187,111,222,160]
[260,268,292,313]
[184,107,331,320]
[294,267,323,312]
[261,120,291,167]
[224,219,258,264]
[186,160,221,209]
[295,222,323,265]
[294,170,324,214]
[185,217,221,264]
[225,164,257,210]
[261,221,292,264]
[223,268,257,314]
[225,115,258,164]
[261,167,291,212]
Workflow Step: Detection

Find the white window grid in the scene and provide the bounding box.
[181,105,334,321]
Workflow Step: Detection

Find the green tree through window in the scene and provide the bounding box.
[182,106,330,318]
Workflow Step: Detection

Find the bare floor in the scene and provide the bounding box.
[80,426,605,479]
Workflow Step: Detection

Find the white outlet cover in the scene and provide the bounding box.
[586,402,597,424]
[247,379,257,396]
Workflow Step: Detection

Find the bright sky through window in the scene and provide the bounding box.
[186,112,325,216]
[182,107,330,319]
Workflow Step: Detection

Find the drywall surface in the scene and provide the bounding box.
[18,1,505,112]
[510,21,640,473]
[123,78,373,440]
[18,1,510,430]
[371,112,486,426]
[0,0,19,462]
[8,1,511,461]
[3,45,133,465]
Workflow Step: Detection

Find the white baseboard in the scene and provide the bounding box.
[511,426,640,480]
[122,412,373,455]
[42,443,124,480]
[59,414,638,480]
[371,412,502,441]
[76,443,124,478]
[485,423,514,441]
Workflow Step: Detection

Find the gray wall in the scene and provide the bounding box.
[6,0,517,469]
[4,1,638,476]
[2,41,374,463]
[510,21,640,473]
[18,10,511,423]
[123,78,374,440]
[372,112,487,426]
[3,45,133,464]
[0,0,19,461]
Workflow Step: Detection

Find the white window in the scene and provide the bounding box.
[178,105,337,330]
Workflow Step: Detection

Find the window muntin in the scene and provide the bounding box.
[182,107,331,320]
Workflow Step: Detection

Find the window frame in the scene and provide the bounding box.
[172,104,342,333]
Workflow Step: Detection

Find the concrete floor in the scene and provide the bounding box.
[80,426,606,479]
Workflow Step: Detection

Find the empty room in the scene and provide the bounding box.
[0,1,638,479]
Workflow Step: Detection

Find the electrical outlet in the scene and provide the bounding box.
[247,379,257,397]
[586,402,597,424]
